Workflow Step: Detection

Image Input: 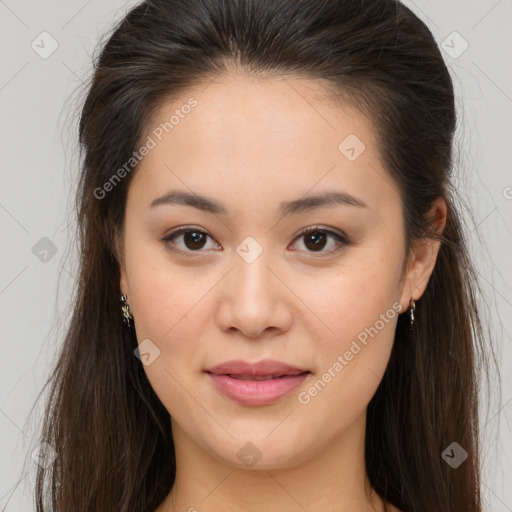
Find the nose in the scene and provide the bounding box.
[215,245,293,339]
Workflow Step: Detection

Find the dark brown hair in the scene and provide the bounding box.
[28,0,497,510]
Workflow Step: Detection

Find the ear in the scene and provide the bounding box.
[398,197,447,312]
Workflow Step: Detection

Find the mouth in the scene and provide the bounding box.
[205,358,310,377]
[204,359,311,405]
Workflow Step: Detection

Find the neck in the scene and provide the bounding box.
[157,410,386,512]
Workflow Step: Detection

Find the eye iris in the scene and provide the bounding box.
[304,231,327,251]
[184,231,207,250]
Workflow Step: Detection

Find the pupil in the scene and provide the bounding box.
[305,231,326,251]
[185,231,206,250]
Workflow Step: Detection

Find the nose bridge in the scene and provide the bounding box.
[232,235,277,300]
[216,234,292,337]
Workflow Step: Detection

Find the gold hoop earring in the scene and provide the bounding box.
[120,294,133,327]
[409,296,416,332]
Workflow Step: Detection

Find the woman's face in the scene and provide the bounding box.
[118,73,436,469]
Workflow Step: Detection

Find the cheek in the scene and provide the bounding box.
[304,261,401,341]
[124,233,206,337]
[122,238,211,388]
[129,266,210,363]
[296,273,400,430]
[299,256,402,393]
[127,258,211,418]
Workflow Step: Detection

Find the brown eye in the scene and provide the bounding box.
[303,231,328,251]
[162,228,219,253]
[182,230,208,250]
[291,226,348,255]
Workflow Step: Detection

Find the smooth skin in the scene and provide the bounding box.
[116,71,446,512]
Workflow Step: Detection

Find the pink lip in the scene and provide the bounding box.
[205,359,311,405]
[206,359,308,377]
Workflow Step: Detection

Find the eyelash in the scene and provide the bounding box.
[161,225,349,256]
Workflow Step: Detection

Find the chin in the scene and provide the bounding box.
[201,428,317,471]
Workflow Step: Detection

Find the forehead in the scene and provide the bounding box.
[129,72,399,217]
[143,72,376,156]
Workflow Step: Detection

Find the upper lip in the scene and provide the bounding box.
[205,359,309,377]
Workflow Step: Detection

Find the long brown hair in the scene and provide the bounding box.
[28,0,498,510]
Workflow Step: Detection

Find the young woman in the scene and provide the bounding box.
[33,0,496,510]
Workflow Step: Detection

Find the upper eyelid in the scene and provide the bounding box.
[163,225,346,240]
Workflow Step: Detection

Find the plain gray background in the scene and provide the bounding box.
[0,0,511,510]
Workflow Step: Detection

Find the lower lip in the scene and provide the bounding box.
[207,372,310,405]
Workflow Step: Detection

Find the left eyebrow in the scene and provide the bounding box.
[149,189,369,216]
[279,190,368,216]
